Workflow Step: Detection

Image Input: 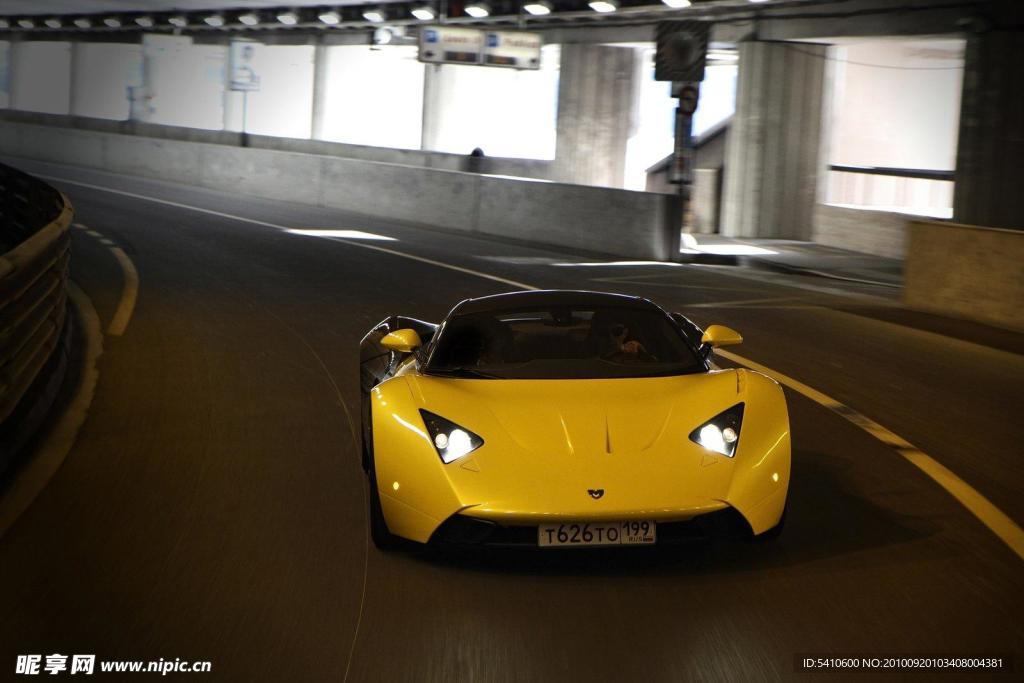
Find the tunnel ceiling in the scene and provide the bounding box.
[2,1,411,14]
[1,0,758,19]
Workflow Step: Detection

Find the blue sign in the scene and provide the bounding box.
[486,33,499,48]
[425,29,438,43]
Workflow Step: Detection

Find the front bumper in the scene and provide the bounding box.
[428,507,754,547]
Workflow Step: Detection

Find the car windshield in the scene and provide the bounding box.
[425,305,705,379]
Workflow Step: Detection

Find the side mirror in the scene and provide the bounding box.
[381,328,422,354]
[701,324,743,348]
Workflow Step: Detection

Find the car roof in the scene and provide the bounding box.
[448,290,663,317]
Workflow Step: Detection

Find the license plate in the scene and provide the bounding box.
[538,521,656,547]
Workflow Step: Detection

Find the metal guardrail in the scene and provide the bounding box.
[0,163,73,427]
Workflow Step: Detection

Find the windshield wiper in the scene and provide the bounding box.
[427,366,502,379]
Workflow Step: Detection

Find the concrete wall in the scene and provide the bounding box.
[0,110,554,181]
[0,120,676,261]
[904,220,1024,331]
[813,204,909,259]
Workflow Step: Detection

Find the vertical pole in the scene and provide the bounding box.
[670,81,699,252]
[241,90,249,146]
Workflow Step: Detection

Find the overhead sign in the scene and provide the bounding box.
[419,27,484,66]
[229,40,261,92]
[419,27,541,70]
[655,20,710,82]
[483,31,542,70]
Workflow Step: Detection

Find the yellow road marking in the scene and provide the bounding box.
[0,283,103,538]
[47,173,1024,561]
[73,223,139,336]
[715,348,1024,562]
[107,246,139,336]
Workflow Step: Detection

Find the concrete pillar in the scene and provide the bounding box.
[420,63,451,153]
[721,40,826,239]
[953,30,1024,230]
[310,41,328,140]
[554,44,639,188]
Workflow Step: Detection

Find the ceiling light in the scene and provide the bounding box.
[523,2,552,15]
[588,1,618,13]
[204,14,225,27]
[411,6,436,20]
[362,9,385,22]
[238,12,260,26]
[135,16,154,28]
[748,0,771,3]
[662,0,692,7]
[0,19,9,29]
[44,18,61,28]
[103,17,122,27]
[276,11,299,25]
[318,10,341,25]
[168,16,187,27]
[18,19,35,28]
[73,18,91,28]
[465,2,490,18]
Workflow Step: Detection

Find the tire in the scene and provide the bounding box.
[363,401,400,550]
[360,392,371,473]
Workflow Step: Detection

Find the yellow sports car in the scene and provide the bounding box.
[358,290,790,549]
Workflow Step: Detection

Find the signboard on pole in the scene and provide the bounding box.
[229,40,261,92]
[655,20,709,82]
[483,31,542,70]
[419,27,485,65]
[419,27,541,69]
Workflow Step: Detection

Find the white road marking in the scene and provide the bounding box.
[44,174,536,292]
[287,229,395,241]
[0,283,103,538]
[45,173,1024,561]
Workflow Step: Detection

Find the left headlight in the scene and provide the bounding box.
[420,410,484,464]
[689,403,745,457]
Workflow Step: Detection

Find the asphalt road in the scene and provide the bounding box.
[1,158,1022,681]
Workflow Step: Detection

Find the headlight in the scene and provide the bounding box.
[689,403,744,457]
[420,410,484,464]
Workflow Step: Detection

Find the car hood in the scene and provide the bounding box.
[408,371,741,458]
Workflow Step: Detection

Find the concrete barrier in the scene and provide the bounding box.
[0,110,554,181]
[904,220,1024,331]
[813,204,909,260]
[0,120,677,261]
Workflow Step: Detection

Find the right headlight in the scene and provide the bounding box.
[689,403,745,457]
[419,410,484,464]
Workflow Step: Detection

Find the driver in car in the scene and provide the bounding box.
[604,323,650,360]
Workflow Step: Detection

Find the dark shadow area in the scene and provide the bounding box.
[0,308,81,492]
[835,305,1024,356]
[400,448,939,578]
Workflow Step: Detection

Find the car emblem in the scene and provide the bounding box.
[587,489,604,499]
